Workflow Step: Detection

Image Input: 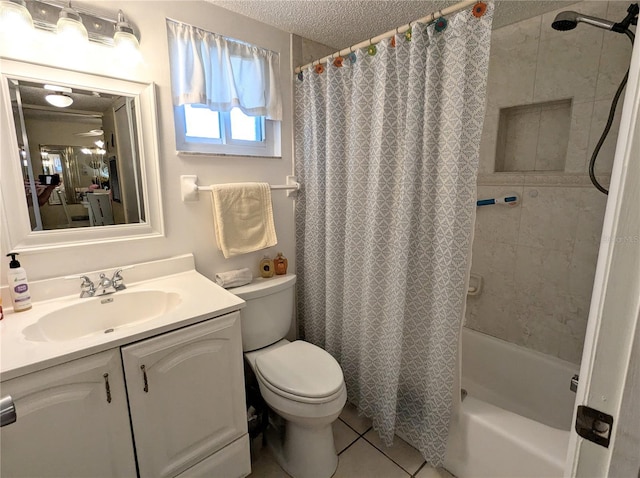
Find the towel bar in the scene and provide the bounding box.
[181,175,300,201]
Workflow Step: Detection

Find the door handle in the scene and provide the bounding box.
[0,396,17,427]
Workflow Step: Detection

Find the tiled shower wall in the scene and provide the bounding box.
[465,1,634,364]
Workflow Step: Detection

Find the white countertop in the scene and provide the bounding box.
[0,259,245,382]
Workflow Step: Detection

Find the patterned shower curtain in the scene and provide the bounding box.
[294,4,493,466]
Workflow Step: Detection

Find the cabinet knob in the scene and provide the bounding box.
[141,365,149,393]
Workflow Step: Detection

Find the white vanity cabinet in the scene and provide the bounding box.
[121,311,249,478]
[0,311,250,478]
[0,349,137,477]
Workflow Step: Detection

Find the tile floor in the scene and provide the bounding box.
[249,403,456,478]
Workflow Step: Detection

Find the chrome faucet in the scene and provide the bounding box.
[77,270,127,298]
[98,273,112,291]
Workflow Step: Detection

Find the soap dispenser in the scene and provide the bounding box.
[259,255,275,278]
[6,253,32,312]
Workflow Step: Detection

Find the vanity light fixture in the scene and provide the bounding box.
[8,1,141,53]
[56,3,88,43]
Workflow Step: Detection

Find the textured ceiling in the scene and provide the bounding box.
[212,0,577,50]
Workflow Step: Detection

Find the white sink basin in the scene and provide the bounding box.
[23,290,181,342]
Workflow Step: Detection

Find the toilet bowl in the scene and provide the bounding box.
[245,340,346,477]
[230,275,346,478]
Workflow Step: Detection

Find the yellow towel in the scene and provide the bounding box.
[210,182,277,258]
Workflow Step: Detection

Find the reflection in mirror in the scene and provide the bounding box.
[9,79,145,231]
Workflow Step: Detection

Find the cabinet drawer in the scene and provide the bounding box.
[176,434,251,478]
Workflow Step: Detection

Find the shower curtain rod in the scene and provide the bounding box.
[294,0,479,73]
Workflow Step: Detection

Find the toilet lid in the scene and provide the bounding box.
[255,341,344,399]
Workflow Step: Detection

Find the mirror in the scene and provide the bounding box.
[10,79,144,231]
[0,60,163,251]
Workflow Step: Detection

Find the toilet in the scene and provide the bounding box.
[231,274,346,478]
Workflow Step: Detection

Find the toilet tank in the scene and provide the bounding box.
[230,274,296,352]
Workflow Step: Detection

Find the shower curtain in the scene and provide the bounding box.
[294,4,493,466]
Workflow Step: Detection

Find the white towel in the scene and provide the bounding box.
[210,182,278,258]
[215,268,253,288]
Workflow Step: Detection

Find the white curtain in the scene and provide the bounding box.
[166,19,282,120]
[294,5,493,466]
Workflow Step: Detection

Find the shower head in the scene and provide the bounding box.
[551,10,617,32]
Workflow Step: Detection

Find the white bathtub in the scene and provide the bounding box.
[444,328,580,478]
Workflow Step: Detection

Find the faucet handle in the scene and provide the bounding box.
[80,275,95,298]
[111,269,126,291]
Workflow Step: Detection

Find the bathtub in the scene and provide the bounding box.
[444,328,580,478]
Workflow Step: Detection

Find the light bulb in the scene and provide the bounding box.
[0,0,33,32]
[114,10,141,64]
[56,5,88,44]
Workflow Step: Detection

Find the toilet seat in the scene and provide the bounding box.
[255,341,344,404]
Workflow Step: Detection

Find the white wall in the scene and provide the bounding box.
[1,1,295,290]
[465,1,633,364]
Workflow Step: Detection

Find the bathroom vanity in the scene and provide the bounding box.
[0,255,250,478]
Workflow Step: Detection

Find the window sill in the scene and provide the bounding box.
[176,151,282,159]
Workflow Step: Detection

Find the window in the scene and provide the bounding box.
[167,19,282,157]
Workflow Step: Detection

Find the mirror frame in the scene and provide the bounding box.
[0,59,164,251]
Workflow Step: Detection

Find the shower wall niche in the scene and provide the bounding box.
[466,1,632,364]
[495,99,571,172]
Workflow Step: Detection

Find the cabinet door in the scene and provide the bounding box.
[0,349,136,478]
[122,312,248,478]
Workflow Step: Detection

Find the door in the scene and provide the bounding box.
[565,22,640,478]
[121,312,247,478]
[0,349,136,477]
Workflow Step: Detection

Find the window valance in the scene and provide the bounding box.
[166,19,282,121]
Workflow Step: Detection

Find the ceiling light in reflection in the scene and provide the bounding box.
[45,92,73,108]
